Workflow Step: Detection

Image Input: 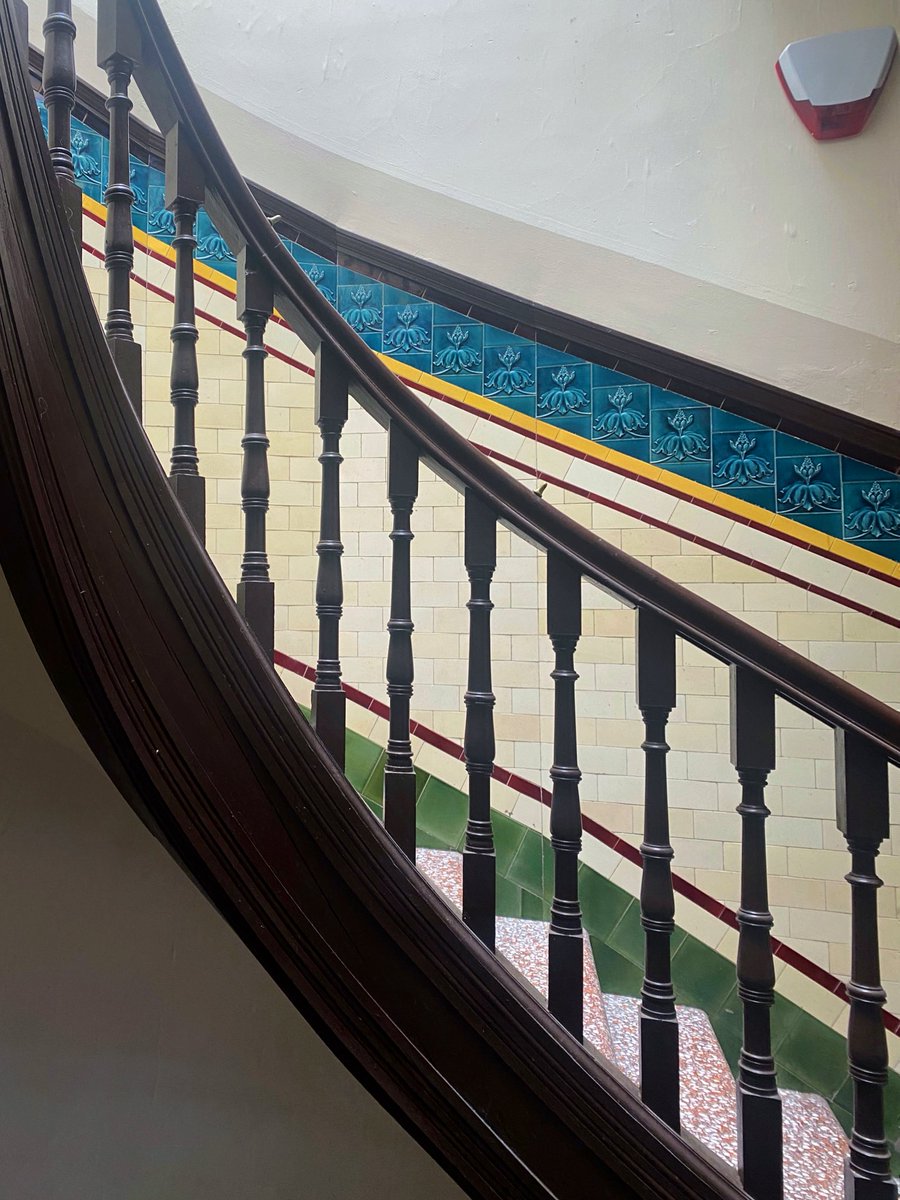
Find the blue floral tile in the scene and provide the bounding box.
[384,300,432,357]
[841,456,897,483]
[70,120,104,202]
[294,258,337,306]
[776,454,841,516]
[128,155,149,231]
[339,282,383,336]
[650,385,705,412]
[592,363,643,390]
[484,336,536,406]
[540,413,592,439]
[650,405,711,466]
[727,485,778,512]
[337,265,373,288]
[660,460,712,487]
[433,303,478,326]
[604,437,651,464]
[145,167,174,241]
[786,511,844,539]
[196,209,236,277]
[592,382,649,442]
[775,432,832,460]
[711,428,775,489]
[843,477,900,544]
[710,409,769,435]
[536,348,591,420]
[432,322,483,392]
[382,284,423,309]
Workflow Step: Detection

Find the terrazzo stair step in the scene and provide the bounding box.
[602,995,848,1200]
[417,849,850,1198]
[416,849,613,1058]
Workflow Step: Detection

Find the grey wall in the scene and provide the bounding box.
[0,572,466,1200]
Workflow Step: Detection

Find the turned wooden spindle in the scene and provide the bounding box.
[547,552,584,1042]
[636,609,680,1132]
[311,342,349,768]
[384,424,418,860]
[41,1,82,239]
[236,247,274,659]
[731,666,782,1200]
[837,729,896,1200]
[462,489,498,951]
[164,124,205,542]
[97,0,142,413]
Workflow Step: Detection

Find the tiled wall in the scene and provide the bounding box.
[41,93,900,565]
[77,207,900,1029]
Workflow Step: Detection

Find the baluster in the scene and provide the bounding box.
[97,0,142,413]
[462,489,497,951]
[731,667,782,1200]
[836,729,896,1200]
[42,1,82,240]
[311,343,348,768]
[636,610,680,1131]
[384,424,418,860]
[164,125,205,542]
[547,552,583,1041]
[236,248,274,659]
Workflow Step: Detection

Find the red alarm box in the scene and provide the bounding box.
[776,26,897,140]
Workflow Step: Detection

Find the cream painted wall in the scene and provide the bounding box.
[0,572,465,1200]
[45,0,900,422]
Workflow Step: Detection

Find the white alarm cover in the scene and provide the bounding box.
[777,26,897,139]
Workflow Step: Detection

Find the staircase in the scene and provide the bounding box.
[417,847,849,1200]
[3,2,900,1199]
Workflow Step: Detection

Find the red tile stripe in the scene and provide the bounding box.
[274,647,900,1035]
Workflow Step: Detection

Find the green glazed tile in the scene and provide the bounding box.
[496,875,523,919]
[361,752,386,803]
[671,935,736,1011]
[590,938,642,997]
[507,829,554,902]
[364,797,383,819]
[778,1013,849,1099]
[416,830,453,851]
[577,864,631,941]
[344,728,383,789]
[416,776,468,843]
[520,890,550,921]
[608,900,645,968]
[774,1066,808,1093]
[493,813,527,874]
[769,995,805,1053]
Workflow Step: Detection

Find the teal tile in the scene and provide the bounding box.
[506,829,554,902]
[608,900,645,968]
[578,864,631,941]
[590,938,642,997]
[671,935,736,1011]
[344,728,382,790]
[492,812,527,874]
[416,776,468,844]
[779,1013,849,1099]
[495,875,523,918]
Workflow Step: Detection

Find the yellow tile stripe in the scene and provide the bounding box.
[82,195,900,583]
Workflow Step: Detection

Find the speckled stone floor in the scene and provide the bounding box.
[417,848,848,1199]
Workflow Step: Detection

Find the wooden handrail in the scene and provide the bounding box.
[126,0,900,767]
[0,3,751,1195]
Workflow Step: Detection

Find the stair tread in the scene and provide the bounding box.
[417,849,849,1196]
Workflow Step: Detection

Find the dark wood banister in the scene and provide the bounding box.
[128,0,900,767]
[0,4,751,1196]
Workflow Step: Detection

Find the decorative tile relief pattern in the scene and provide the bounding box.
[38,90,900,563]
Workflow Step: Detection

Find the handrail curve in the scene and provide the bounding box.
[0,2,751,1197]
[129,0,900,765]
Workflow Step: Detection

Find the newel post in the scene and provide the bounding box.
[836,729,896,1200]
